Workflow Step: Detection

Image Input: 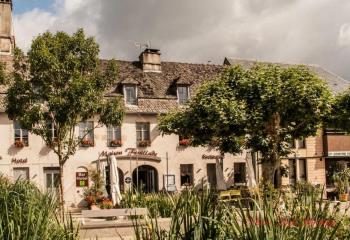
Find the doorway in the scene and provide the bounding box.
[206,163,217,189]
[132,165,158,193]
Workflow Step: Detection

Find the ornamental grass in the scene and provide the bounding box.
[133,182,350,240]
[0,175,79,240]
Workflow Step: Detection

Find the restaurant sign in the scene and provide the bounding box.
[202,154,224,160]
[76,172,89,187]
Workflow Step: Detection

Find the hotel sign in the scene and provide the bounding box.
[11,158,28,164]
[100,148,159,162]
[328,151,350,157]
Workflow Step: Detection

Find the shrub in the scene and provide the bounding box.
[0,175,79,240]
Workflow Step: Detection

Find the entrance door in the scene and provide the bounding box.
[44,168,60,194]
[132,165,158,193]
[207,163,217,189]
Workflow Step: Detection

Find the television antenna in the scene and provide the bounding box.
[134,41,151,53]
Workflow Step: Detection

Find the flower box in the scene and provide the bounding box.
[179,139,191,146]
[14,140,25,148]
[109,139,122,147]
[138,140,151,147]
[81,139,94,147]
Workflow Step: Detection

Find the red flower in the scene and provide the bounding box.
[179,139,191,146]
[14,140,25,148]
[110,139,122,147]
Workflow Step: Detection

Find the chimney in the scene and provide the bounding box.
[139,48,161,73]
[0,0,14,56]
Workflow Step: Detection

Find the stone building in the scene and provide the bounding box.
[1,0,350,206]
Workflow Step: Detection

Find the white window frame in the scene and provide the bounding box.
[107,125,122,146]
[79,121,94,141]
[177,85,190,105]
[123,85,138,105]
[136,122,150,142]
[14,121,29,146]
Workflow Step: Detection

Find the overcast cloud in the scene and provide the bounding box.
[13,0,350,79]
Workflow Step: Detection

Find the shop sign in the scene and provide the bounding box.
[76,172,89,187]
[100,150,123,157]
[125,177,132,184]
[11,158,27,164]
[328,151,350,157]
[202,154,223,160]
[125,148,158,157]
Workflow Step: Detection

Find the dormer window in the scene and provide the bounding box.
[177,86,189,105]
[124,85,137,105]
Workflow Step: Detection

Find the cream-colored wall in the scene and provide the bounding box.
[0,113,245,206]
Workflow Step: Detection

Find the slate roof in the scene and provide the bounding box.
[224,58,350,94]
[1,56,349,114]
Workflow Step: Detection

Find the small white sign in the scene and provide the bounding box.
[328,151,350,157]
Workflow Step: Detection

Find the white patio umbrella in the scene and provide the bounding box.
[109,155,122,206]
[216,158,227,190]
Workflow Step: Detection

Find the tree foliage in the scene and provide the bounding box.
[328,90,350,132]
[5,29,124,202]
[159,64,331,184]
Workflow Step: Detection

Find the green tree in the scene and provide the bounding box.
[329,90,350,132]
[5,29,124,205]
[158,64,331,186]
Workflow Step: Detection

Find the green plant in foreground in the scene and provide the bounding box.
[133,184,350,240]
[0,175,79,240]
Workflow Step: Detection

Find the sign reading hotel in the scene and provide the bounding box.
[328,151,350,157]
[76,172,89,187]
[11,158,28,164]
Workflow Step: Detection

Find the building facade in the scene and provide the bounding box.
[1,0,350,206]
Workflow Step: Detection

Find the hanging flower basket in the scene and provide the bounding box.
[138,140,151,147]
[81,139,94,147]
[109,139,122,147]
[179,139,191,146]
[14,140,25,148]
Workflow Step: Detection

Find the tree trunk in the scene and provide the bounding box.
[59,161,65,221]
[261,160,276,185]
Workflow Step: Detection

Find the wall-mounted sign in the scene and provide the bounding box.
[100,150,123,157]
[11,158,27,164]
[125,177,132,184]
[164,174,176,192]
[328,151,350,157]
[125,148,158,157]
[202,154,223,160]
[76,172,89,187]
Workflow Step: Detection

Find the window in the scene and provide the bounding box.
[297,138,306,149]
[107,125,122,147]
[13,167,29,180]
[124,85,137,105]
[289,159,297,185]
[177,86,189,104]
[298,159,307,181]
[206,163,217,188]
[47,122,58,142]
[44,168,60,190]
[136,122,150,146]
[234,163,246,183]
[14,121,29,146]
[79,121,94,146]
[180,164,193,186]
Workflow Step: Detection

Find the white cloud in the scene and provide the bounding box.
[12,0,350,79]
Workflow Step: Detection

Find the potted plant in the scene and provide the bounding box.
[333,169,350,202]
[81,139,94,147]
[138,140,151,147]
[14,140,25,148]
[109,139,122,147]
[179,139,190,146]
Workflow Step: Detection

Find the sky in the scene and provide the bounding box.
[11,0,350,80]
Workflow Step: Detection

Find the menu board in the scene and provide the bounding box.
[76,172,89,187]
